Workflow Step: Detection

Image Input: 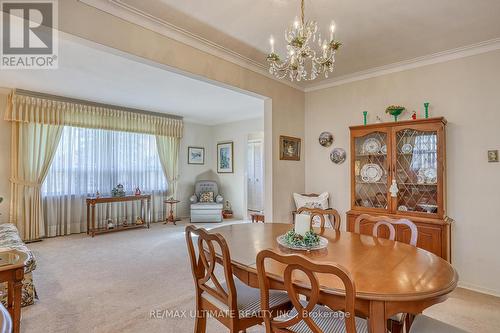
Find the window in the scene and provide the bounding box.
[43,127,167,196]
[42,127,167,237]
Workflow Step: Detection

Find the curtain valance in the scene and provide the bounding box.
[5,91,183,138]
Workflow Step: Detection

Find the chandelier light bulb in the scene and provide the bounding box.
[269,36,275,53]
[330,21,336,40]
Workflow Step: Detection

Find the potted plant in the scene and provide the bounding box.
[385,105,406,122]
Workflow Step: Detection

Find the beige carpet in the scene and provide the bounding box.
[22,220,500,333]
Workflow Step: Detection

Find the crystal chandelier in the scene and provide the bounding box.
[267,0,341,82]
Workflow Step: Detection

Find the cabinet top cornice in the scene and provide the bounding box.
[349,117,447,131]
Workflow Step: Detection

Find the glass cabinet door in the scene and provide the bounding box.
[353,131,390,211]
[393,128,440,216]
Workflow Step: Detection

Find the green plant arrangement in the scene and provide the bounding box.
[283,229,320,248]
[385,105,406,122]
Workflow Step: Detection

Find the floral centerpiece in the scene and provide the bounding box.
[385,105,406,122]
[282,229,320,248]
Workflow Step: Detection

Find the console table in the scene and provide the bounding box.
[86,194,151,237]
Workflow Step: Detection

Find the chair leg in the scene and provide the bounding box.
[391,321,404,333]
[194,314,206,333]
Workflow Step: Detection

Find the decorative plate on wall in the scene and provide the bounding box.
[318,132,333,147]
[330,148,346,164]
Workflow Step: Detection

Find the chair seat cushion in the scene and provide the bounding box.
[409,315,468,333]
[201,278,290,318]
[276,301,368,333]
[191,203,223,210]
[390,312,404,322]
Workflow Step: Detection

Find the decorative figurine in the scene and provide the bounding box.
[111,184,126,197]
[135,187,141,196]
[424,102,430,119]
[375,116,382,123]
[135,216,144,225]
[363,111,368,126]
[385,105,406,122]
[222,201,233,219]
[389,180,399,198]
[96,191,100,198]
[411,111,417,120]
[122,219,128,227]
[107,219,114,229]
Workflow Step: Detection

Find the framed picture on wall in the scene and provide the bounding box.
[217,142,234,173]
[280,135,301,161]
[188,147,205,165]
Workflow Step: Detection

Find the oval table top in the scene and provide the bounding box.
[210,223,458,302]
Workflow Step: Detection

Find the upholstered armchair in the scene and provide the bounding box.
[190,180,224,223]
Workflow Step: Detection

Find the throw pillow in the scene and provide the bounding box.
[199,191,214,203]
[293,192,332,228]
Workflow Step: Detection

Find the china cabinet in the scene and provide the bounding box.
[347,117,452,261]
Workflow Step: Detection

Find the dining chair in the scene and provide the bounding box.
[354,214,419,333]
[185,225,291,333]
[409,315,469,333]
[296,207,341,230]
[354,214,418,246]
[256,249,368,333]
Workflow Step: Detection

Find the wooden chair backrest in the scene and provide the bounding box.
[185,225,237,312]
[256,249,357,333]
[354,214,418,246]
[297,207,341,231]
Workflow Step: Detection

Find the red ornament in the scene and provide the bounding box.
[411,111,417,120]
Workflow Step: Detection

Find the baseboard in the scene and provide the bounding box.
[458,281,500,298]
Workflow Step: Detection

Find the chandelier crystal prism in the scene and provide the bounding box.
[267,0,341,82]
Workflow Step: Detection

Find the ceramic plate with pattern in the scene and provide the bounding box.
[318,132,334,147]
[401,143,413,154]
[362,138,381,154]
[424,168,437,182]
[330,148,346,164]
[360,163,383,183]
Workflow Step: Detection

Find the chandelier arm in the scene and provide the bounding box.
[301,0,305,25]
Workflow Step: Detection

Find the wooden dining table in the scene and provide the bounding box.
[210,223,458,333]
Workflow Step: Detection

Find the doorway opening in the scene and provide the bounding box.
[247,134,264,214]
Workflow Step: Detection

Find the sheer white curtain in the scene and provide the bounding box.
[42,126,167,237]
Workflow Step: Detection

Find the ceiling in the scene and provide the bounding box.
[0,35,264,125]
[112,0,500,87]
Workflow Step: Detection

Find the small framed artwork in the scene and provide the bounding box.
[188,147,205,165]
[217,142,234,173]
[280,135,301,161]
[488,150,498,163]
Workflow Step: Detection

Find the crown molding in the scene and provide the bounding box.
[305,37,500,92]
[78,0,304,91]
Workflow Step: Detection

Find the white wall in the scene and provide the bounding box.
[305,49,500,296]
[177,122,215,217]
[177,118,264,219]
[211,118,264,219]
